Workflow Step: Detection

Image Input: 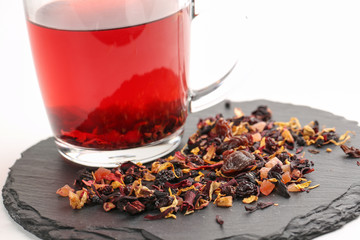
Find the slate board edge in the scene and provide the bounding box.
[2,99,360,240]
[4,162,360,240]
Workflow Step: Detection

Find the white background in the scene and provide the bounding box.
[1,0,360,239]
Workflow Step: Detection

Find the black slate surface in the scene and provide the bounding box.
[3,100,360,240]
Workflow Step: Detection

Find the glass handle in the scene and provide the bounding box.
[189,61,237,113]
[188,0,238,113]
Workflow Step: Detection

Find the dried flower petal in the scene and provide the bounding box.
[281,128,294,143]
[242,195,258,204]
[125,200,145,215]
[287,180,312,192]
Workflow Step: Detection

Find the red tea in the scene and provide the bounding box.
[27,1,190,150]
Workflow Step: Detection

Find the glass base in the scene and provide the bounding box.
[55,128,183,168]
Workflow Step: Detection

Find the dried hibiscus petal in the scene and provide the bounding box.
[181,190,197,212]
[308,149,320,154]
[341,145,360,158]
[144,207,175,220]
[125,200,146,215]
[245,201,274,213]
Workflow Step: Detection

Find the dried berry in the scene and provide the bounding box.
[251,105,272,121]
[235,180,258,199]
[74,169,94,188]
[213,118,232,139]
[221,151,256,175]
[216,136,249,154]
[155,169,176,185]
[216,215,224,225]
[123,175,134,184]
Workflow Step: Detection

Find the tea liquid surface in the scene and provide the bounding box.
[28,0,190,149]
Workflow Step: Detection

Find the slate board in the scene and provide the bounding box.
[3,100,360,240]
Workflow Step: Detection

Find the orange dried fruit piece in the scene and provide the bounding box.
[260,179,275,196]
[94,167,112,182]
[265,157,283,168]
[215,196,233,208]
[56,184,74,197]
[259,167,270,179]
[250,121,266,132]
[69,189,88,209]
[281,171,291,184]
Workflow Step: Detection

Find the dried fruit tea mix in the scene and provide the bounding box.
[57,105,352,220]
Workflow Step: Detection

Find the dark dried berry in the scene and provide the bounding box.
[208,171,217,181]
[315,138,324,148]
[221,185,236,197]
[235,180,258,199]
[264,137,278,153]
[77,169,94,181]
[277,152,290,163]
[74,169,94,188]
[251,105,272,121]
[174,168,183,178]
[190,170,199,177]
[123,175,134,184]
[296,136,306,146]
[155,170,175,185]
[155,195,173,209]
[98,185,113,195]
[90,195,103,204]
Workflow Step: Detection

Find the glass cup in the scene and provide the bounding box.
[23,0,235,167]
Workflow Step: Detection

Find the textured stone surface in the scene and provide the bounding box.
[3,100,360,240]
